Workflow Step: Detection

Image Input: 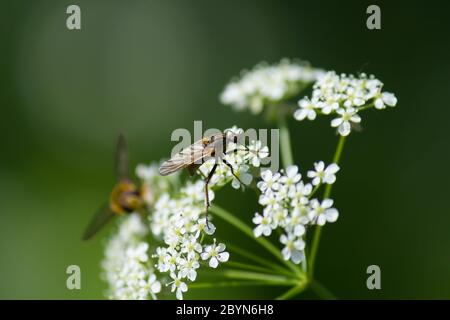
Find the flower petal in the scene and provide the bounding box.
[326,208,339,222]
[331,117,343,127]
[209,257,219,268]
[218,252,230,262]
[291,250,304,264]
[338,122,351,136]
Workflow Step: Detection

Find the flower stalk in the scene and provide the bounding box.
[221,269,301,285]
[276,280,309,300]
[308,135,346,279]
[278,114,294,167]
[224,243,294,276]
[210,205,302,276]
[309,280,337,300]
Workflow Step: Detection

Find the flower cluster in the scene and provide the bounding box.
[220,59,325,114]
[294,71,397,136]
[151,180,229,300]
[99,57,398,300]
[102,214,161,300]
[253,163,340,264]
[102,126,271,300]
[148,126,271,299]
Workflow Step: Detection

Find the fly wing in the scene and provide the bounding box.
[116,133,129,181]
[82,204,116,240]
[159,139,216,176]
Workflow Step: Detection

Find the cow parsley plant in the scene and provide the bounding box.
[101,58,397,300]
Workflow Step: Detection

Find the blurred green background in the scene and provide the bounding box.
[1,0,449,299]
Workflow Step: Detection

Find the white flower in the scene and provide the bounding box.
[280,234,305,264]
[226,125,244,136]
[101,214,155,300]
[257,169,281,193]
[247,140,269,167]
[272,208,288,229]
[331,107,361,136]
[180,235,203,259]
[135,162,177,206]
[343,87,366,107]
[288,181,312,207]
[374,92,398,109]
[252,212,275,237]
[201,239,230,268]
[135,164,158,181]
[319,97,340,114]
[275,184,289,203]
[259,192,282,210]
[292,223,306,237]
[118,214,147,241]
[280,165,302,191]
[160,247,179,273]
[178,257,200,281]
[287,206,310,229]
[154,247,169,272]
[220,59,324,113]
[231,164,253,189]
[145,174,230,299]
[307,161,340,186]
[169,272,188,300]
[147,274,161,300]
[294,97,319,121]
[126,242,149,263]
[184,180,214,204]
[308,199,339,226]
[164,219,186,247]
[192,218,216,237]
[254,164,342,269]
[293,71,397,133]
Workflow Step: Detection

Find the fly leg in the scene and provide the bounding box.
[204,163,217,228]
[222,158,245,186]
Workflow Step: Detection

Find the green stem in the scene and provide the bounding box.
[356,101,375,112]
[189,281,290,289]
[225,243,294,277]
[309,280,337,300]
[225,261,278,275]
[221,269,299,285]
[278,114,294,167]
[210,205,302,276]
[309,183,322,198]
[308,226,322,279]
[275,280,309,300]
[331,135,346,169]
[308,135,346,279]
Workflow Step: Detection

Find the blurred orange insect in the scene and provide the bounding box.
[83,134,145,240]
